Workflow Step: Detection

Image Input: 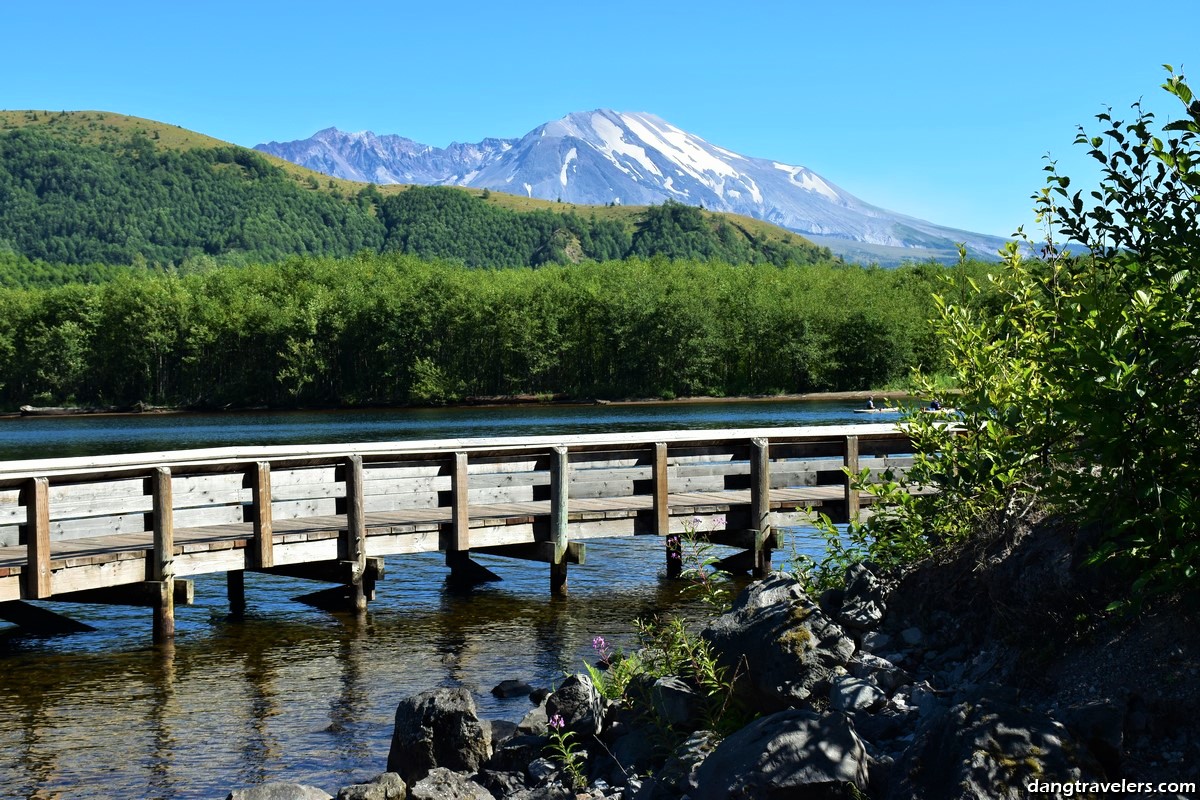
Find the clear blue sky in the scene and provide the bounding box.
[3,1,1192,238]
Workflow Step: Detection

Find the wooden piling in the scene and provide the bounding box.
[151,466,175,642]
[653,442,680,579]
[844,434,860,521]
[23,477,51,599]
[343,455,367,612]
[250,461,274,569]
[750,438,772,578]
[549,446,569,596]
[227,570,246,616]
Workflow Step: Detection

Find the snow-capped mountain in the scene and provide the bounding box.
[257,111,1010,262]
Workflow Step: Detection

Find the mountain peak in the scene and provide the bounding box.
[256,113,1010,262]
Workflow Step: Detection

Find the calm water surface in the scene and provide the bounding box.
[0,400,869,800]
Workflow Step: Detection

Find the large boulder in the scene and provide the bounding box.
[887,692,1105,799]
[702,575,856,710]
[387,688,491,784]
[691,709,869,799]
[227,784,333,800]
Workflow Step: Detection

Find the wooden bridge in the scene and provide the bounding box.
[0,423,911,642]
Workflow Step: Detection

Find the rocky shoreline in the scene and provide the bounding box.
[224,516,1199,800]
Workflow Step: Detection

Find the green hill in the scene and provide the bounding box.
[0,111,835,284]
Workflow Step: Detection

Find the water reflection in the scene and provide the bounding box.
[0,398,867,460]
[0,401,842,799]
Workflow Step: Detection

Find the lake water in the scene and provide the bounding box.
[0,399,873,800]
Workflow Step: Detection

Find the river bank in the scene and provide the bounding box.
[3,389,924,420]
[228,516,1200,800]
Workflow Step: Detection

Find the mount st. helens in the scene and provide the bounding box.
[257,110,1011,264]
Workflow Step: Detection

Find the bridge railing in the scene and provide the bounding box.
[0,424,915,626]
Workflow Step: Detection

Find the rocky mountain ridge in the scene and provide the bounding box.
[257,111,1013,264]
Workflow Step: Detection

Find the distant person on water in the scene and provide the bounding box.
[866,396,875,410]
[929,399,941,411]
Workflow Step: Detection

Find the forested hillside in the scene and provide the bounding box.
[0,113,834,281]
[0,255,972,409]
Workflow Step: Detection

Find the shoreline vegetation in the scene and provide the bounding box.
[0,255,985,415]
[3,389,926,420]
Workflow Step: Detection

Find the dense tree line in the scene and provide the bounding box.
[0,129,833,280]
[0,255,966,409]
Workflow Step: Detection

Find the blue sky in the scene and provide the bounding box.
[3,1,1191,238]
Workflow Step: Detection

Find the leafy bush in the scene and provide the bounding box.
[857,68,1200,606]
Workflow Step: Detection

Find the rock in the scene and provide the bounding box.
[408,768,494,800]
[900,627,924,646]
[702,575,856,711]
[493,679,535,699]
[387,688,491,784]
[836,563,887,630]
[609,726,656,774]
[850,652,910,693]
[335,773,407,800]
[516,702,549,735]
[545,673,607,735]
[484,719,518,748]
[506,786,575,800]
[886,692,1105,800]
[649,676,697,726]
[1060,700,1124,775]
[692,709,869,799]
[830,675,887,713]
[653,729,721,797]
[227,784,333,800]
[486,733,547,774]
[861,631,892,652]
[475,769,528,798]
[526,757,558,784]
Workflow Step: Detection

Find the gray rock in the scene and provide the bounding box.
[1060,700,1124,775]
[517,701,548,735]
[886,693,1105,800]
[610,727,656,773]
[545,673,607,735]
[702,575,856,711]
[649,676,697,726]
[861,631,892,652]
[483,719,518,748]
[475,769,528,798]
[486,733,546,774]
[910,681,944,718]
[830,675,887,713]
[692,709,869,799]
[526,757,558,783]
[654,729,721,796]
[409,768,494,800]
[387,688,491,784]
[227,784,333,800]
[900,626,924,646]
[335,773,407,800]
[850,652,910,692]
[507,786,575,800]
[837,563,887,630]
[492,679,534,699]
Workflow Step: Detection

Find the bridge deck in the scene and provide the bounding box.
[0,424,914,638]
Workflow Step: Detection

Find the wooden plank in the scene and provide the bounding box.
[251,461,274,569]
[23,477,51,599]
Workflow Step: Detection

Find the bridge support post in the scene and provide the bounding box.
[444,452,500,586]
[342,455,368,613]
[22,477,52,600]
[750,438,773,578]
[549,446,569,596]
[227,570,246,616]
[151,466,175,643]
[843,435,860,522]
[652,442,681,579]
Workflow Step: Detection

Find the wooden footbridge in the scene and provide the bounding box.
[0,424,911,642]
